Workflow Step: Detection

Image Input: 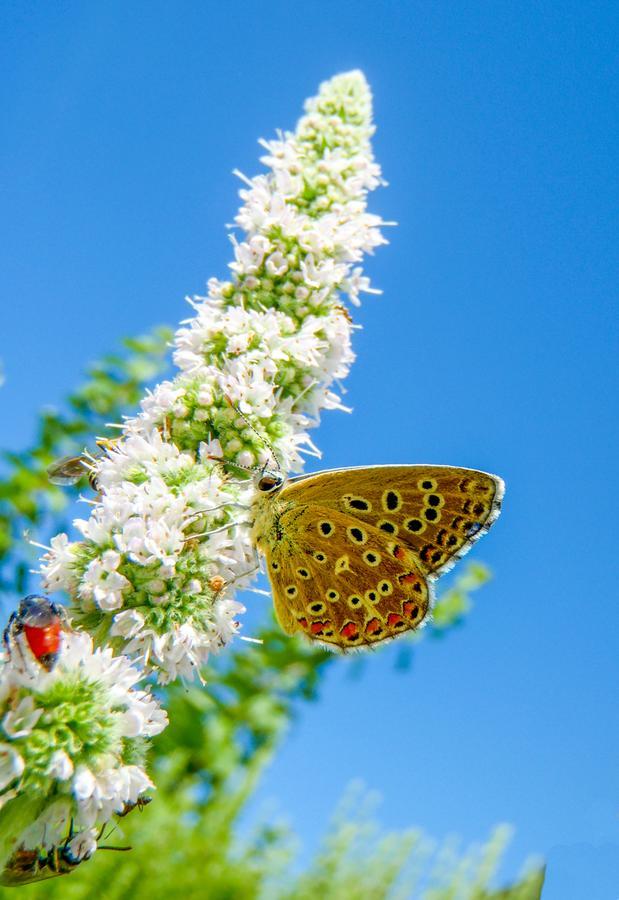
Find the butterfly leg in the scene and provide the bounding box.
[182,520,251,541]
[182,502,247,529]
[224,563,260,587]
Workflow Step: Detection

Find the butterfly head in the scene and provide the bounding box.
[255,468,286,494]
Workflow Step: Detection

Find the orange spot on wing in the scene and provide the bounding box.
[387,613,406,629]
[402,601,420,620]
[394,546,406,560]
[310,620,330,635]
[399,573,418,585]
[340,621,359,640]
[298,617,308,629]
[365,618,383,635]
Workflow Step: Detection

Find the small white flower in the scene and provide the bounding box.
[73,765,96,800]
[37,70,385,684]
[67,827,98,861]
[19,798,71,851]
[39,533,78,590]
[213,599,246,646]
[110,609,146,639]
[0,743,24,791]
[47,749,74,781]
[2,696,43,739]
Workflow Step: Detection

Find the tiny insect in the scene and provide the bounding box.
[47,438,118,490]
[250,464,504,650]
[209,575,226,593]
[0,827,130,886]
[3,595,70,671]
[0,839,93,887]
[116,795,152,818]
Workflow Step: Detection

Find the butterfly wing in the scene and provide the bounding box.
[263,504,433,649]
[282,465,504,578]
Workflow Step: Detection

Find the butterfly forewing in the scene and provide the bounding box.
[283,465,504,578]
[263,504,432,649]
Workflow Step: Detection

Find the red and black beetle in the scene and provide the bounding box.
[3,595,69,671]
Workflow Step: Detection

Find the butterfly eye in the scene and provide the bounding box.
[257,471,285,492]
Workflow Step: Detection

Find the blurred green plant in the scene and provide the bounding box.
[0,329,544,897]
[0,327,172,595]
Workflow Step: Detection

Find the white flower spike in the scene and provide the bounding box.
[39,71,385,683]
[0,628,166,857]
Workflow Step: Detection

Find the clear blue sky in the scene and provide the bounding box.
[1,3,617,897]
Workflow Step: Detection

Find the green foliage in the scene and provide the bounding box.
[0,327,172,594]
[0,331,544,897]
[0,672,545,899]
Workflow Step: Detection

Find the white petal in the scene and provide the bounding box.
[0,743,24,790]
[73,765,96,800]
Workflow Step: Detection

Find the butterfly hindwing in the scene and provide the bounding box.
[264,504,432,649]
[282,465,504,578]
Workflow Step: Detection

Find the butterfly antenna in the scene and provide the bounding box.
[224,395,282,472]
[204,454,260,477]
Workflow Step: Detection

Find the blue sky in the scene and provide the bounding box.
[1,2,617,896]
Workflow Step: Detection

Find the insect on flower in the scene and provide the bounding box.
[3,595,70,672]
[210,406,505,651]
[0,843,89,886]
[116,795,152,818]
[208,575,226,593]
[47,437,119,491]
[0,825,130,886]
[250,463,505,650]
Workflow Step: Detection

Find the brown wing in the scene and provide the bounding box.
[283,465,504,578]
[263,504,433,650]
[0,850,61,886]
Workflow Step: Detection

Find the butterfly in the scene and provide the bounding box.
[250,465,504,649]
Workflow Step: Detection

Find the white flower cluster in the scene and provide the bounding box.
[0,631,167,861]
[39,70,385,683]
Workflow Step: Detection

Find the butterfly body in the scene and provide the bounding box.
[251,465,504,650]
